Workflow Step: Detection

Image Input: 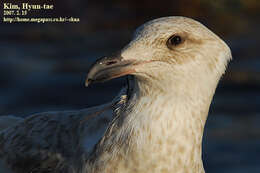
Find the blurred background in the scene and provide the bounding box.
[1,0,260,172]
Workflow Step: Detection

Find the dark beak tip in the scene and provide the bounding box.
[85,53,132,87]
[85,78,92,87]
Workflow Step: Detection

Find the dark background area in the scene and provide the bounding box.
[1,0,260,172]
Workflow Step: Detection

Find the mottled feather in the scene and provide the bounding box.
[0,87,128,173]
[0,16,231,173]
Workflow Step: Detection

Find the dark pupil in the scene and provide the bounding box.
[171,36,182,45]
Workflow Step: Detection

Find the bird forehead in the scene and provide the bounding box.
[134,16,212,41]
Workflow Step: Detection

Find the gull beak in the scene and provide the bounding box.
[85,53,136,87]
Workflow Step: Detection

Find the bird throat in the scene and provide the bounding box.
[90,77,213,173]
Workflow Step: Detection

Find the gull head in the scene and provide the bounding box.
[85,16,231,94]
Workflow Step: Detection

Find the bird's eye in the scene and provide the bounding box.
[167,35,183,49]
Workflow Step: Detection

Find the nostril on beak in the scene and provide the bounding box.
[105,60,118,66]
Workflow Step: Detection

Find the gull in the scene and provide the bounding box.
[0,16,231,173]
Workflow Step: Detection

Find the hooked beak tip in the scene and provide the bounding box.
[85,53,136,86]
[85,78,91,87]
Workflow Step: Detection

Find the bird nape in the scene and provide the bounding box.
[0,16,231,173]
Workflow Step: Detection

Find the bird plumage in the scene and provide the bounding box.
[0,16,231,173]
[0,87,128,173]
